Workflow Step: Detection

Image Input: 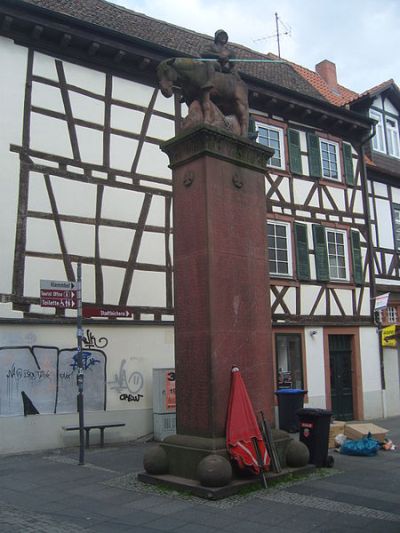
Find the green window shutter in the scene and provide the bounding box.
[288,129,303,174]
[350,230,363,285]
[343,143,355,185]
[294,223,310,280]
[307,133,322,178]
[312,224,330,281]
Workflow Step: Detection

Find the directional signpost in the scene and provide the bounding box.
[40,280,78,309]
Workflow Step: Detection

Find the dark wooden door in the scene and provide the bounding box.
[329,335,354,420]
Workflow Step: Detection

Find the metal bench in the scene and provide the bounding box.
[63,422,126,448]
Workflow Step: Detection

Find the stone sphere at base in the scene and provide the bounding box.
[286,440,310,467]
[143,445,169,475]
[197,454,232,487]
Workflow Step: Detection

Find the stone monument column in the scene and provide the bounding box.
[141,125,275,490]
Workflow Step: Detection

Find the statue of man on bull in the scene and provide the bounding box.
[157,30,249,137]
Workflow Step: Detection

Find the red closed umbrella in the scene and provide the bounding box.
[226,367,270,475]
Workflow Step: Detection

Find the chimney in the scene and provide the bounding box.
[315,59,338,93]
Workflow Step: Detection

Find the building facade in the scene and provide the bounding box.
[0,0,396,453]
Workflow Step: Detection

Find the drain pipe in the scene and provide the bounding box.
[357,123,387,415]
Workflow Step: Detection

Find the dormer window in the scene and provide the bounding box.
[370,109,400,158]
[386,117,400,158]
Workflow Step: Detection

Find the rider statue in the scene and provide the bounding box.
[200,29,240,89]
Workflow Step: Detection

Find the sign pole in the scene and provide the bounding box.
[76,262,85,465]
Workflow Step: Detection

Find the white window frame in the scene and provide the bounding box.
[267,221,292,277]
[387,306,398,324]
[370,109,386,153]
[256,122,285,170]
[386,116,400,158]
[325,228,349,281]
[393,204,400,250]
[319,139,341,181]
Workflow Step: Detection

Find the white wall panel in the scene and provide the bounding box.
[111,104,144,133]
[31,83,64,113]
[30,114,73,158]
[112,77,153,106]
[137,233,166,265]
[26,219,60,254]
[27,172,52,212]
[304,328,326,400]
[391,186,400,204]
[129,271,166,307]
[153,91,175,114]
[293,180,314,206]
[137,142,172,178]
[359,327,381,391]
[99,226,135,262]
[147,114,175,140]
[23,257,67,297]
[376,198,394,248]
[32,51,59,81]
[101,188,144,222]
[61,222,95,257]
[374,182,388,198]
[51,177,96,218]
[63,61,105,95]
[69,91,105,124]
[0,39,27,293]
[109,134,139,171]
[75,126,104,165]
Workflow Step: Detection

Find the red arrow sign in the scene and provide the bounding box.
[40,289,77,309]
[82,306,133,318]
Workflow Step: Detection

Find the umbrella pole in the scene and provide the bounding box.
[260,411,282,473]
[251,437,268,488]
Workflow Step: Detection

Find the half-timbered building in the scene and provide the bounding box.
[0,0,391,453]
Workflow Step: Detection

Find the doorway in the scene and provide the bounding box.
[329,335,354,420]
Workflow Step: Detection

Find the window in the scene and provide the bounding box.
[257,123,285,169]
[326,229,349,281]
[370,109,400,158]
[320,139,340,180]
[275,334,304,390]
[378,306,398,325]
[313,225,360,283]
[370,110,386,153]
[393,204,400,250]
[386,117,400,158]
[267,221,292,276]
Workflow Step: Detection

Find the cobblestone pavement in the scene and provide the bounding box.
[0,416,399,532]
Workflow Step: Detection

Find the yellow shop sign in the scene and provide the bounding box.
[382,325,397,348]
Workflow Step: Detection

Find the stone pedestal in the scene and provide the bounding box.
[142,125,276,494]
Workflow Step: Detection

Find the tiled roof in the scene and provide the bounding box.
[19,0,327,102]
[263,53,359,106]
[343,79,396,105]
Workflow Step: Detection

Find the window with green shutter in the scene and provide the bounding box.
[343,143,355,185]
[294,223,310,280]
[350,230,363,284]
[288,129,303,175]
[312,224,330,281]
[307,133,322,178]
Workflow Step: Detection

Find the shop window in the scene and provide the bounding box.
[275,333,304,390]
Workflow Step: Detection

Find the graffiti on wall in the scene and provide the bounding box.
[0,329,149,415]
[0,340,107,416]
[109,359,144,403]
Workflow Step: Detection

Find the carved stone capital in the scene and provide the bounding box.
[160,124,274,173]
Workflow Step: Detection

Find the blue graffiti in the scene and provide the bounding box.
[70,351,101,371]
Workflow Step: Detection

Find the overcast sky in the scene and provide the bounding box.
[113,0,399,93]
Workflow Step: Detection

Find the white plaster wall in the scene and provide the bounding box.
[359,327,384,418]
[0,323,175,453]
[0,38,28,295]
[391,186,400,204]
[383,347,400,417]
[304,328,326,408]
[375,198,394,249]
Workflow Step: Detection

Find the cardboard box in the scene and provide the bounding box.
[344,423,388,442]
[328,420,346,448]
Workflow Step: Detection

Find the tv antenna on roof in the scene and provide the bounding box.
[253,12,292,58]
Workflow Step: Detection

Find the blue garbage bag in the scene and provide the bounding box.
[340,432,380,457]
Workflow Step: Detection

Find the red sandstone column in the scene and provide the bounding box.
[161,125,275,439]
